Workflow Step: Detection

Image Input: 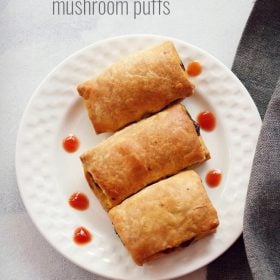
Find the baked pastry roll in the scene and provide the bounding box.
[77,41,194,134]
[80,104,210,210]
[109,170,219,265]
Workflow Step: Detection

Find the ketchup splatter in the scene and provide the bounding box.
[63,134,79,153]
[187,61,202,76]
[73,227,92,245]
[197,111,216,132]
[206,169,222,188]
[69,192,89,211]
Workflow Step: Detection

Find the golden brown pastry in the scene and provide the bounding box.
[109,170,219,265]
[80,104,210,210]
[77,41,194,134]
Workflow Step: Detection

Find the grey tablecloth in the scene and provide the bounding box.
[207,0,280,279]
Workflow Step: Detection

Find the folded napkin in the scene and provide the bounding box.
[208,0,280,279]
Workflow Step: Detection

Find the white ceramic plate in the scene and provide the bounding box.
[16,35,261,280]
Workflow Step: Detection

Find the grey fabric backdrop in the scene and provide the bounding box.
[207,0,280,279]
[244,78,280,279]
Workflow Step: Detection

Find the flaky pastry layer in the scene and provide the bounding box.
[77,41,194,133]
[80,104,210,210]
[109,170,219,265]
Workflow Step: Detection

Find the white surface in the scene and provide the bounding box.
[0,1,254,280]
[15,35,261,280]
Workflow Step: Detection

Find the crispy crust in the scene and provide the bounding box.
[109,170,219,265]
[77,41,194,134]
[80,104,210,210]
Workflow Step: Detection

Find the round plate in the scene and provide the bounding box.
[16,35,261,280]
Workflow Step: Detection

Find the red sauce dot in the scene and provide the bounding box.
[197,111,216,131]
[187,61,202,76]
[73,227,92,245]
[206,169,222,188]
[63,134,79,153]
[69,192,89,211]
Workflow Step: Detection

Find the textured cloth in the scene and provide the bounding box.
[231,0,280,119]
[207,0,280,279]
[244,79,280,279]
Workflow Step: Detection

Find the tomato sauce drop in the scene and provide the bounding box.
[187,61,202,76]
[69,192,89,211]
[63,134,79,153]
[197,111,216,131]
[206,169,222,188]
[73,227,92,245]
